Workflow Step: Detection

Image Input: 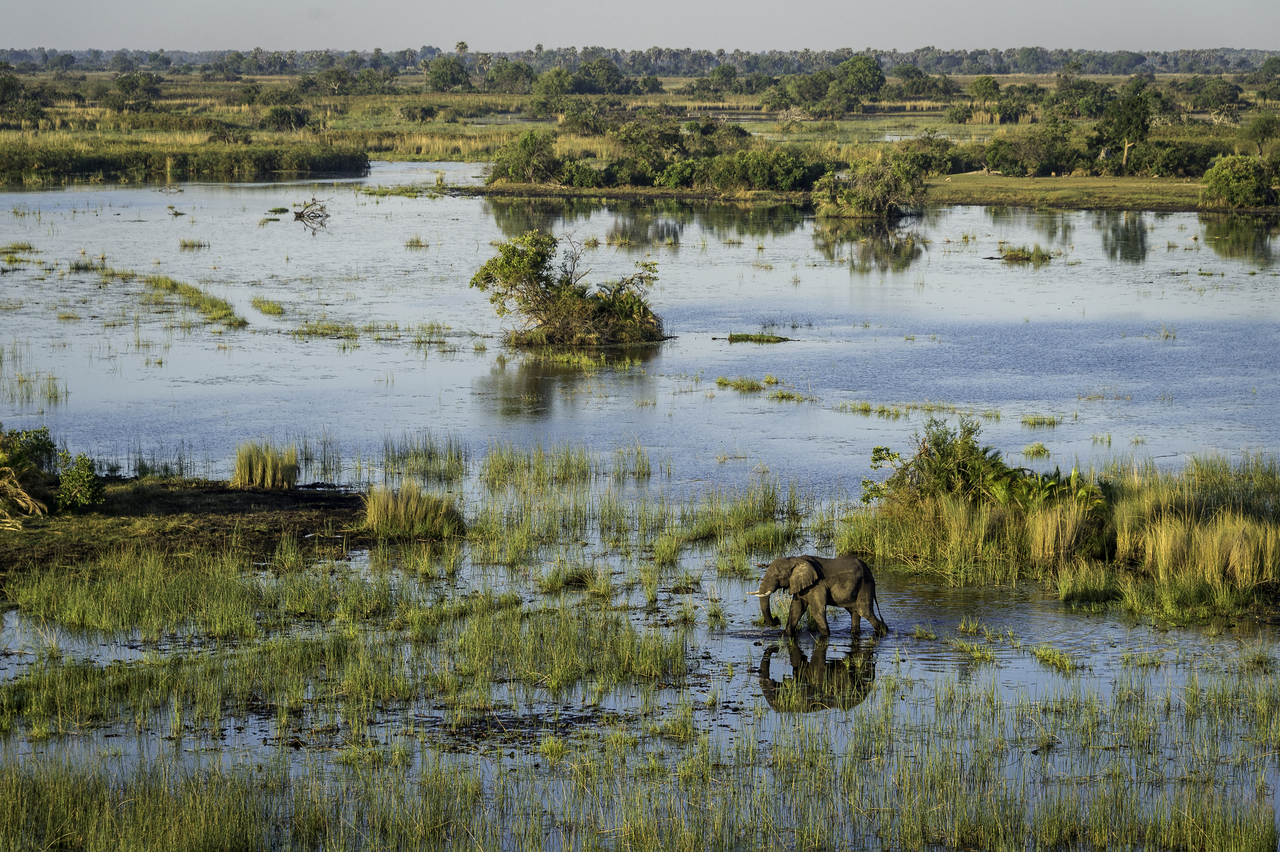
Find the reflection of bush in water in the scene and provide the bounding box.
[1199,213,1278,267]
[813,220,925,273]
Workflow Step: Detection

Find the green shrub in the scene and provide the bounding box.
[56,452,104,511]
[1201,155,1275,208]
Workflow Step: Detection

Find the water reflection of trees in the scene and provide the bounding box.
[1097,210,1149,264]
[985,207,1074,245]
[812,219,926,274]
[1199,214,1277,267]
[483,198,805,249]
[473,349,660,421]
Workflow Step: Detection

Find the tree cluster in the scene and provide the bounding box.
[469,231,664,347]
[487,118,830,193]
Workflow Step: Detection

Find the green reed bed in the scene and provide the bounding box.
[479,441,595,491]
[250,296,284,316]
[8,547,259,641]
[848,419,1280,618]
[229,440,297,489]
[381,430,467,483]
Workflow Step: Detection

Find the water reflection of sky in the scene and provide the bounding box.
[0,162,1277,494]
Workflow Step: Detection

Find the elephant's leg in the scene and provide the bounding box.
[808,600,831,636]
[857,591,888,636]
[785,596,807,635]
[845,606,863,635]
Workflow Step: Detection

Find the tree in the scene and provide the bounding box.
[813,154,928,219]
[469,231,664,347]
[316,67,354,95]
[1092,83,1152,171]
[970,75,999,108]
[1241,112,1280,156]
[836,56,885,98]
[427,56,469,92]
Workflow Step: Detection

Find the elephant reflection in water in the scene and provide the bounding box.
[758,637,876,712]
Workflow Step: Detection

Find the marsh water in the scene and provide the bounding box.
[3,164,1280,848]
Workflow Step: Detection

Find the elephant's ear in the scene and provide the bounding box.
[787,557,820,594]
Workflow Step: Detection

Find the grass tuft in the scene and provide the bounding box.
[360,485,466,539]
[230,441,298,490]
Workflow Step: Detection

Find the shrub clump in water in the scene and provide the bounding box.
[470,231,664,347]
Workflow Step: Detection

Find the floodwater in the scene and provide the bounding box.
[3,163,1280,846]
[2,162,1277,489]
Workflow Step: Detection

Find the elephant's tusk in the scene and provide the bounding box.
[747,591,772,597]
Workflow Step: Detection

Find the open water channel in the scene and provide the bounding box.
[2,163,1280,849]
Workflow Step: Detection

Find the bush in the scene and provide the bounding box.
[56,452,104,511]
[1201,155,1275,208]
[469,231,664,347]
[399,104,438,123]
[813,154,928,219]
[259,106,310,131]
[487,130,564,184]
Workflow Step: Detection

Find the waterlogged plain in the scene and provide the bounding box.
[1,164,1280,849]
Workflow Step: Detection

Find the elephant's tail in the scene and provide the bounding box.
[871,588,889,634]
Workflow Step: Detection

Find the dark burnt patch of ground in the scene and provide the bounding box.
[0,478,366,581]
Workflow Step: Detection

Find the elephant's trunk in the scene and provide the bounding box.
[753,576,782,626]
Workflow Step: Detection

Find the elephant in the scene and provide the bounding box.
[749,554,888,637]
[758,637,876,712]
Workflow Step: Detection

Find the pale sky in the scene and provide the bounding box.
[7,0,1278,54]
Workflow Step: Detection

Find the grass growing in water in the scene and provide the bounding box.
[360,485,466,540]
[250,296,284,316]
[144,276,247,328]
[230,441,298,490]
[727,333,789,343]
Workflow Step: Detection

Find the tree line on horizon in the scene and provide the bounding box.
[3,44,1280,80]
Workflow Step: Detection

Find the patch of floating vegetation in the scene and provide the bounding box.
[250,296,284,317]
[1000,243,1053,264]
[835,399,1002,421]
[1021,413,1063,428]
[143,275,247,328]
[727,333,789,344]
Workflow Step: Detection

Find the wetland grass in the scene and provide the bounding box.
[143,275,247,328]
[1000,243,1053,264]
[250,296,284,316]
[727,332,789,343]
[229,441,298,490]
[381,430,468,483]
[360,485,466,540]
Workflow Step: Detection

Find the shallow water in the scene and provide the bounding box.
[3,166,1280,846]
[2,164,1278,494]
